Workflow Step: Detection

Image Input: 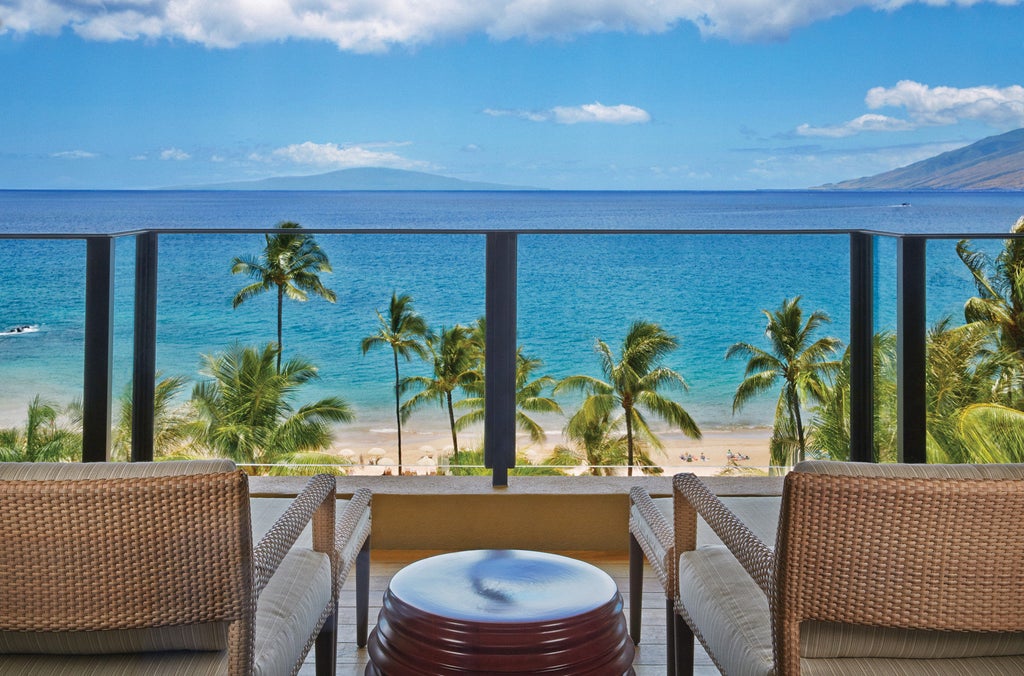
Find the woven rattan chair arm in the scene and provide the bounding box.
[332,488,372,596]
[629,486,673,552]
[253,474,336,597]
[337,488,372,554]
[674,473,775,595]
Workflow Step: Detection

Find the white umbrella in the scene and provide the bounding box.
[337,448,355,458]
[418,444,437,456]
[417,455,437,467]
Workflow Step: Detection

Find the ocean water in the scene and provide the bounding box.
[1,190,1024,436]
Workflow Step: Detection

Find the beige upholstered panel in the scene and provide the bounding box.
[0,624,228,655]
[0,650,229,675]
[800,654,1024,675]
[801,621,1024,659]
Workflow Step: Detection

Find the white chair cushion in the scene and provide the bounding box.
[253,547,333,676]
[677,545,774,676]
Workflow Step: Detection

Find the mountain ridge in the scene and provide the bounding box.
[175,167,536,191]
[817,128,1024,191]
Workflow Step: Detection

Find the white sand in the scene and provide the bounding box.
[331,425,772,476]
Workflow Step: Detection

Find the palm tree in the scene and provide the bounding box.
[400,325,481,460]
[361,292,429,475]
[190,343,353,474]
[810,331,898,463]
[455,349,563,446]
[231,222,337,372]
[727,296,841,471]
[555,320,701,476]
[956,215,1024,404]
[0,395,81,462]
[924,318,1008,463]
[956,403,1024,464]
[111,373,199,461]
[548,413,635,476]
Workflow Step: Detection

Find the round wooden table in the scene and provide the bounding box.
[365,549,635,675]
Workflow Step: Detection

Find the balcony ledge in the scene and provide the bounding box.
[250,474,783,552]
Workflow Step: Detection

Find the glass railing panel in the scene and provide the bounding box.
[0,238,87,462]
[872,234,898,463]
[922,233,1024,463]
[150,231,485,475]
[518,232,852,477]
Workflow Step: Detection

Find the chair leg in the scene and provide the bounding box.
[665,598,676,676]
[356,535,371,648]
[629,532,644,644]
[315,610,338,676]
[673,610,694,676]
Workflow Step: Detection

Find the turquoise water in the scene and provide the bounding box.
[1,190,1023,433]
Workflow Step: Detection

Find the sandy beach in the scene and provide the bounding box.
[329,424,773,477]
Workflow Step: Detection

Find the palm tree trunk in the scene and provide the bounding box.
[624,405,634,477]
[790,384,807,464]
[393,349,403,475]
[447,391,459,461]
[276,285,284,373]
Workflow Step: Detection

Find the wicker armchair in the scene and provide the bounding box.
[629,486,780,674]
[672,461,1024,675]
[0,460,372,676]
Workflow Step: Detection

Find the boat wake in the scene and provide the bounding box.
[0,324,39,337]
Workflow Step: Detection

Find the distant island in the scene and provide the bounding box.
[177,167,535,191]
[817,128,1024,191]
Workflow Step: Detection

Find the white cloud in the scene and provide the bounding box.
[798,81,1024,137]
[797,113,918,137]
[552,102,651,124]
[484,108,550,122]
[866,80,1024,127]
[486,102,650,125]
[260,141,430,170]
[160,148,190,160]
[3,0,1017,48]
[51,150,98,159]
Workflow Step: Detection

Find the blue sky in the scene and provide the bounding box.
[2,0,1023,190]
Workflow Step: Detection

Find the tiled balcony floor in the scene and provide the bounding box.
[301,550,718,675]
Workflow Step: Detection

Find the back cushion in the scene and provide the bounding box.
[793,460,1024,480]
[0,462,245,655]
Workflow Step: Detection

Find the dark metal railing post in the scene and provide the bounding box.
[484,232,517,487]
[897,236,928,463]
[82,237,115,462]
[849,232,875,462]
[131,232,158,462]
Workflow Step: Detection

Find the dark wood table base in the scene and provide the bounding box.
[366,550,635,675]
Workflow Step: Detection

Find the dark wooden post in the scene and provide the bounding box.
[131,232,158,462]
[485,232,517,487]
[897,236,928,463]
[82,237,115,462]
[849,232,875,462]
